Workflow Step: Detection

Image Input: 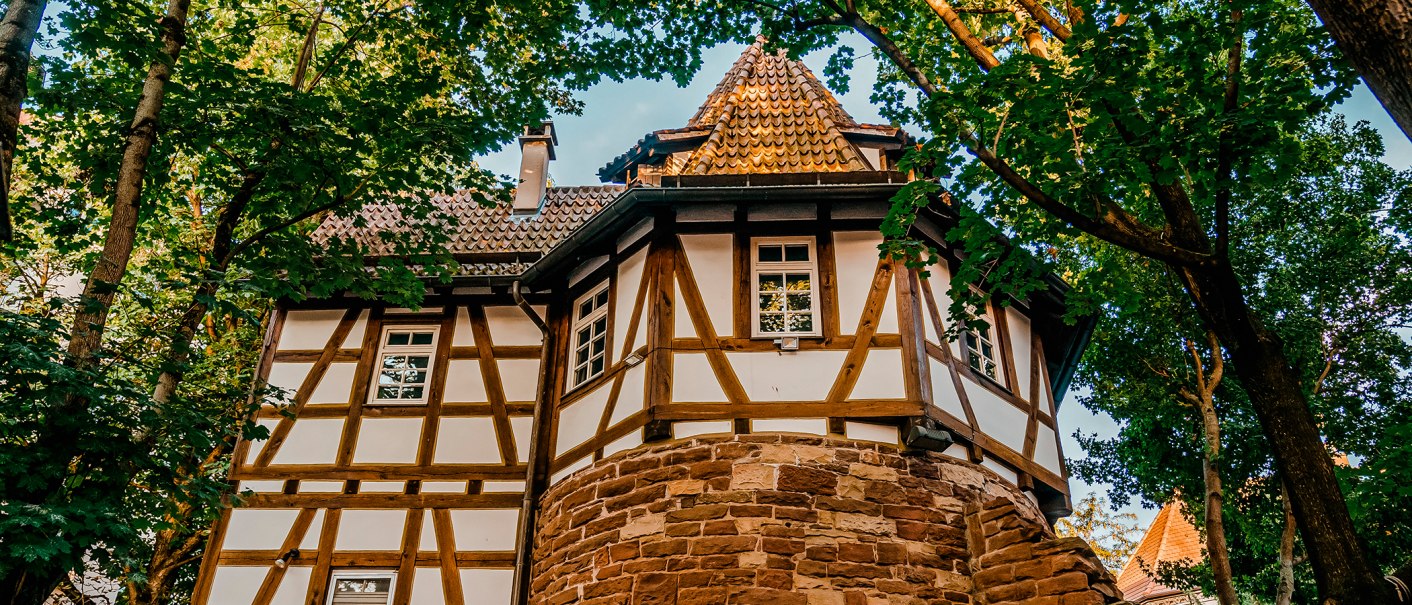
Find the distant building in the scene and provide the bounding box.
[193,39,1122,605]
[1117,501,1218,604]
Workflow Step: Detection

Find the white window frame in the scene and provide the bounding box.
[368,325,439,405]
[326,570,396,605]
[963,294,1005,386]
[569,281,611,389]
[750,236,822,338]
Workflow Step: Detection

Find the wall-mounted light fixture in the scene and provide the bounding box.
[274,548,301,569]
[775,336,800,351]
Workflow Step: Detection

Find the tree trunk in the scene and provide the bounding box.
[1178,259,1390,604]
[1302,0,1412,142]
[1187,334,1239,605]
[0,0,46,243]
[66,0,191,371]
[1276,483,1297,605]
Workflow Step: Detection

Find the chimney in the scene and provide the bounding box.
[513,121,557,214]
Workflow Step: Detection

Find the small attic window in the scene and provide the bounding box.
[370,326,438,404]
[751,237,821,338]
[328,571,394,605]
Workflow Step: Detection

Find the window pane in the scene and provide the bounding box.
[577,327,592,343]
[759,313,784,333]
[579,300,593,320]
[407,370,427,384]
[758,245,783,262]
[377,386,400,399]
[591,357,604,375]
[593,317,607,334]
[596,290,609,308]
[787,294,811,311]
[784,244,809,262]
[788,313,813,332]
[401,386,424,400]
[576,346,589,365]
[575,367,587,384]
[591,338,605,354]
[335,577,392,593]
[382,355,406,370]
[387,332,410,346]
[410,332,433,345]
[785,274,811,291]
[758,274,783,291]
[759,293,785,312]
[408,355,429,369]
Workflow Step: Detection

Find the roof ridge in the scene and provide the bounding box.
[687,39,762,126]
[1116,500,1205,602]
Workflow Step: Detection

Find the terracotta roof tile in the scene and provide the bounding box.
[1116,501,1206,603]
[312,185,624,273]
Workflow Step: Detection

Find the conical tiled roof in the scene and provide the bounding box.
[599,38,905,182]
[1116,501,1207,603]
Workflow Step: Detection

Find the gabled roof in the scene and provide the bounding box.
[1116,501,1206,603]
[312,185,624,275]
[598,38,905,182]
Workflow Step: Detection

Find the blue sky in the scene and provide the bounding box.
[476,37,1412,530]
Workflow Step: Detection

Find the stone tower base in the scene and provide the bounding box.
[530,435,1124,605]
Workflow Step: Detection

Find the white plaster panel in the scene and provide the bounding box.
[847,349,906,400]
[270,418,344,466]
[299,481,345,493]
[672,353,728,403]
[1035,426,1063,477]
[443,359,489,402]
[727,350,846,401]
[278,309,347,350]
[485,306,544,346]
[422,481,468,493]
[236,480,284,493]
[673,420,733,439]
[434,417,502,464]
[610,365,647,425]
[205,567,265,605]
[845,421,900,445]
[418,511,437,551]
[615,248,649,362]
[941,442,970,461]
[929,361,972,426]
[299,509,325,550]
[265,362,312,394]
[334,509,406,550]
[223,509,300,550]
[677,203,735,222]
[359,481,405,493]
[752,418,829,435]
[551,456,593,485]
[966,381,1029,453]
[243,418,281,464]
[483,480,526,493]
[353,418,422,464]
[269,566,311,605]
[461,569,514,604]
[556,387,610,455]
[1007,309,1034,401]
[981,457,1019,484]
[337,310,369,349]
[511,415,533,464]
[678,233,735,337]
[308,362,356,404]
[498,359,542,402]
[617,217,653,253]
[453,307,475,347]
[748,202,816,221]
[569,255,610,287]
[923,267,962,358]
[674,278,695,338]
[603,430,644,458]
[833,231,897,334]
[449,509,520,550]
[410,568,444,604]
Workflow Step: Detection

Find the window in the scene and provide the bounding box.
[570,282,610,388]
[371,326,438,404]
[328,571,394,605]
[751,237,820,337]
[964,301,1002,383]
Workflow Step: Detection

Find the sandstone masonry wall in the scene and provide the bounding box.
[530,434,1124,605]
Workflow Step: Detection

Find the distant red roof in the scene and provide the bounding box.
[1116,501,1206,603]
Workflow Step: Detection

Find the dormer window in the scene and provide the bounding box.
[751,237,821,337]
[371,326,438,404]
[570,282,611,388]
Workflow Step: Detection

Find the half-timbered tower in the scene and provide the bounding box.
[195,40,1122,605]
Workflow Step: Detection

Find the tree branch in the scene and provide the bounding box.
[1014,0,1072,40]
[923,0,1001,70]
[1214,7,1244,257]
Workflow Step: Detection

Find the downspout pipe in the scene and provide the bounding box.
[511,280,551,605]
